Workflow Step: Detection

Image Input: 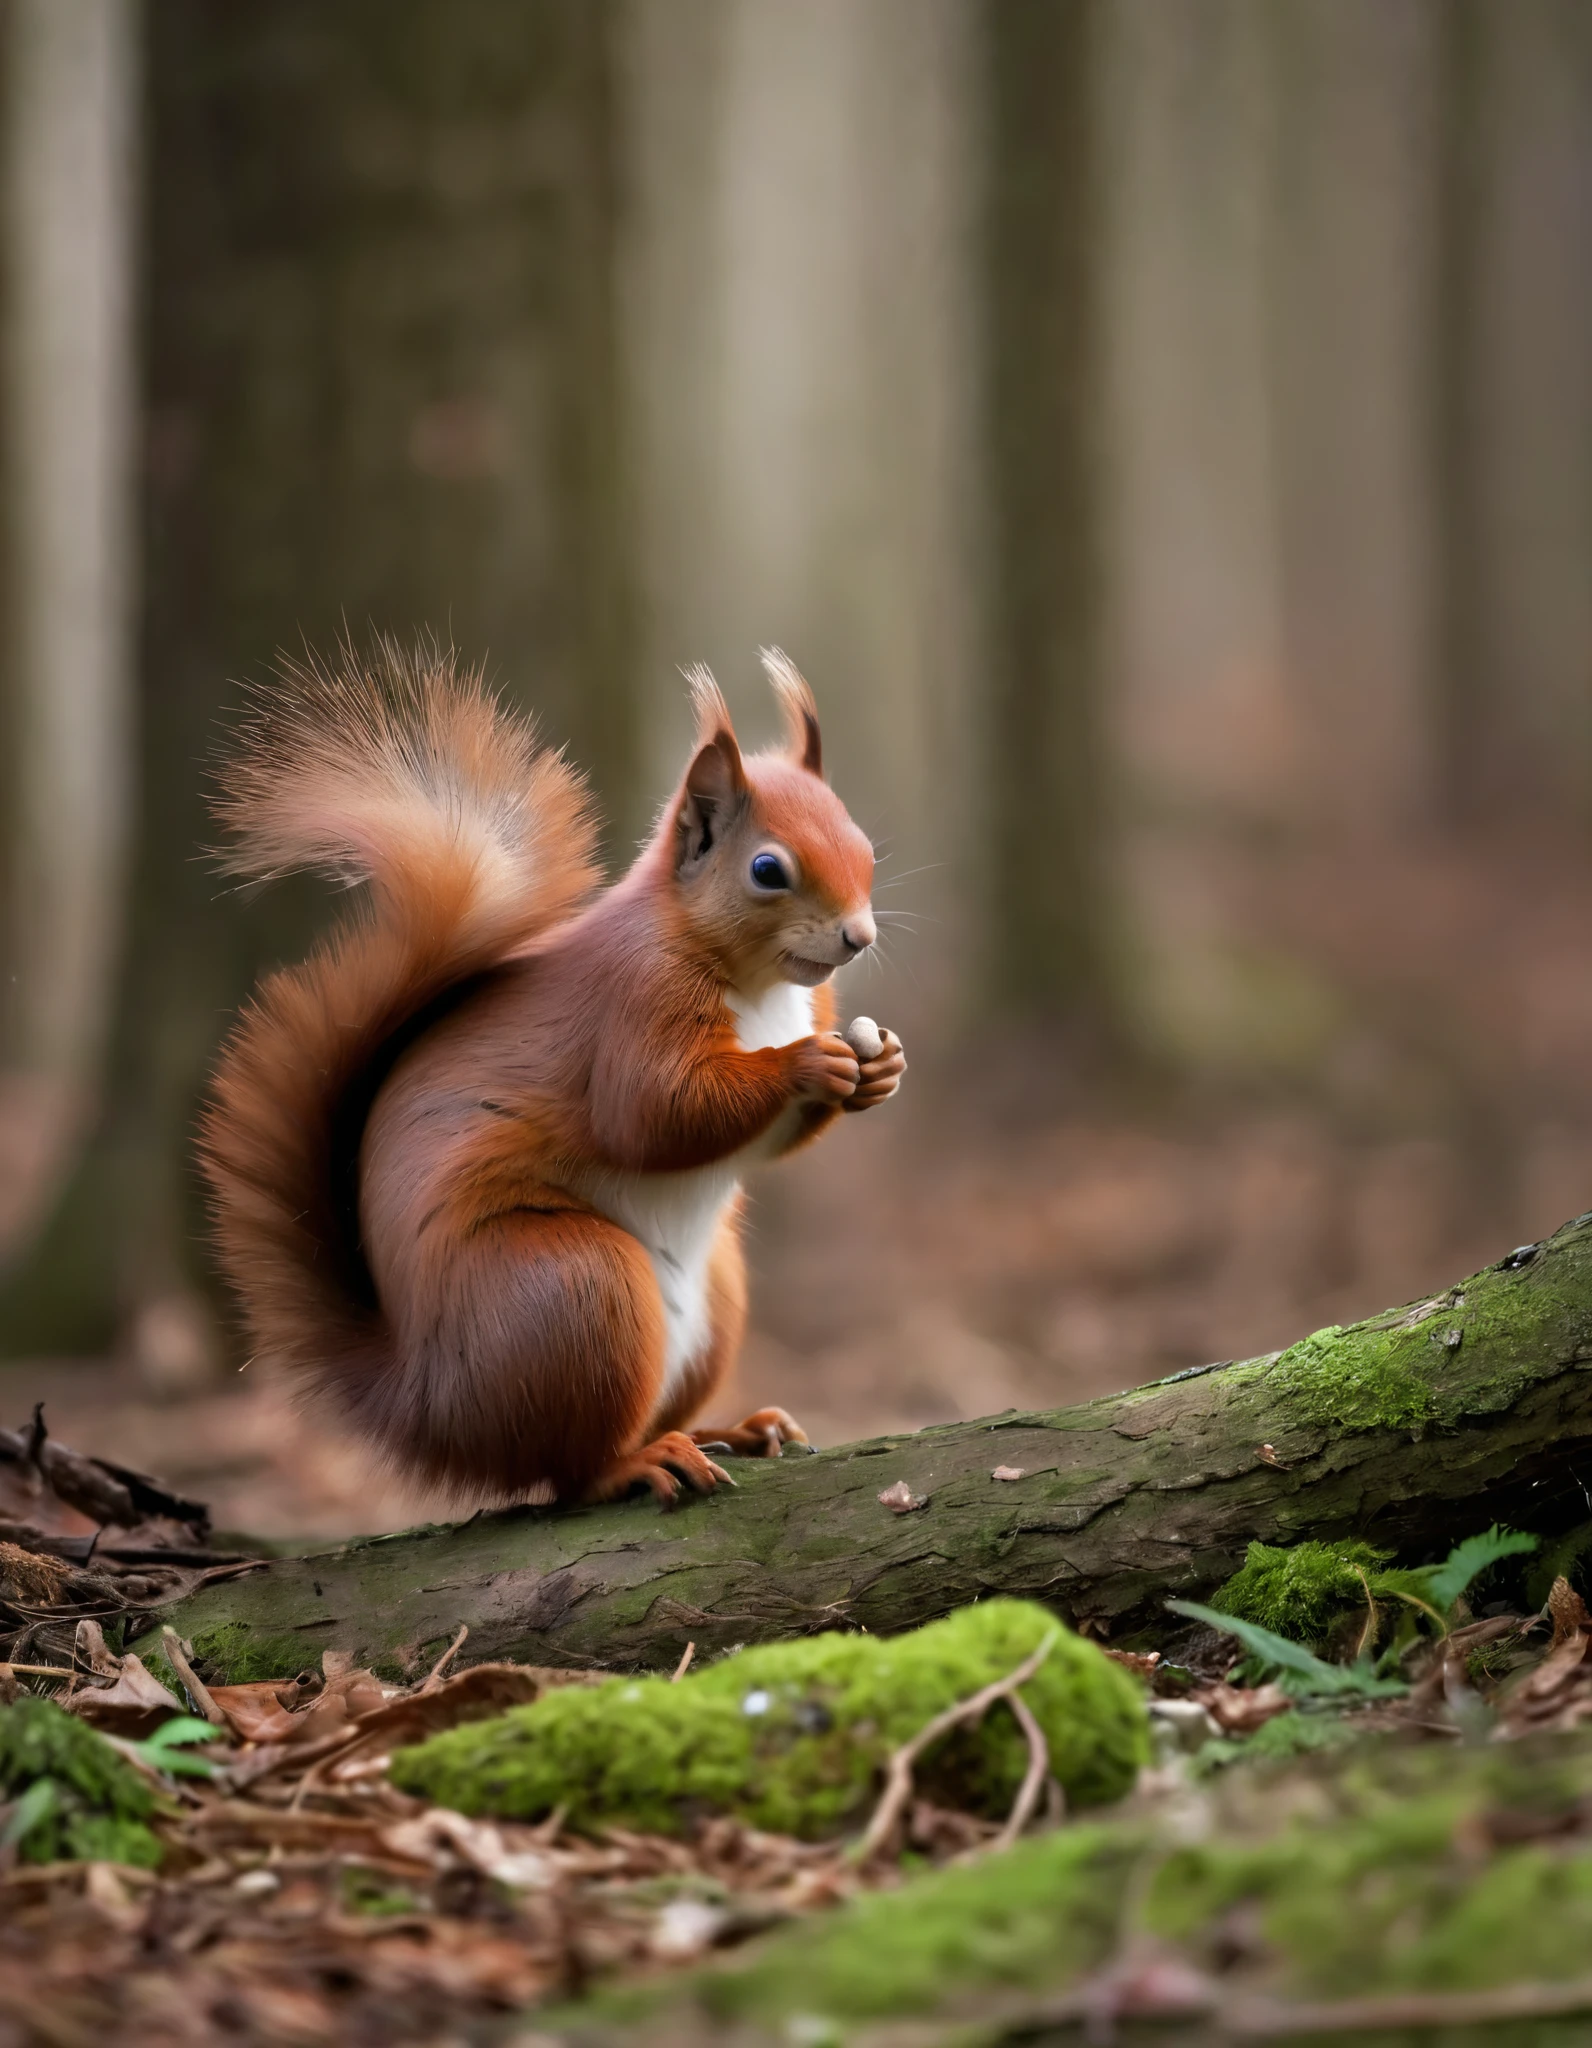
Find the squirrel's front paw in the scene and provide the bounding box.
[843,1027,906,1113]
[689,1407,813,1458]
[792,1031,860,1106]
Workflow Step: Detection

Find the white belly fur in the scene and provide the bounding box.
[573,984,814,1398]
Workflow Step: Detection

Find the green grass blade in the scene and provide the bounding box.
[1166,1599,1405,1697]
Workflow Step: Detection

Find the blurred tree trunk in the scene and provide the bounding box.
[0,0,634,1359]
[1431,0,1486,824]
[1445,0,1592,824]
[0,0,137,1271]
[1267,0,1437,838]
[982,0,1108,1027]
[620,0,977,1037]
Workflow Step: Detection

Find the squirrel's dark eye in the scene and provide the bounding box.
[750,852,790,891]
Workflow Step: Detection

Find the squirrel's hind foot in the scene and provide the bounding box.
[582,1431,733,1508]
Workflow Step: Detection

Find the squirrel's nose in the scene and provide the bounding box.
[841,912,876,954]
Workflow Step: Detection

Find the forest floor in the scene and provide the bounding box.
[5,1457,1592,2046]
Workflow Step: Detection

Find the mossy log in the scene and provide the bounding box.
[155,1215,1592,1683]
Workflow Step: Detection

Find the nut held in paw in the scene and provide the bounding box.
[844,1015,885,1062]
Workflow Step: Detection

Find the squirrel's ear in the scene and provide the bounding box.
[677,668,747,871]
[760,646,822,778]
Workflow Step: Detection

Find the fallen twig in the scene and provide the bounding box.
[419,1624,468,1692]
[161,1624,225,1726]
[985,1684,1053,1855]
[855,1631,1058,1864]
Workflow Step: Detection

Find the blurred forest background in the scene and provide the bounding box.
[1,0,1591,1535]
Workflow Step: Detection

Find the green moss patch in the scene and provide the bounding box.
[0,1697,163,1868]
[1206,1536,1443,1651]
[1210,1527,1539,1654]
[183,1620,313,1685]
[1211,1537,1394,1646]
[1150,1749,1592,1999]
[702,1822,1135,2030]
[560,1736,1592,2043]
[390,1599,1149,1839]
[1267,1321,1437,1432]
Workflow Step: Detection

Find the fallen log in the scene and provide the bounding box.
[152,1212,1592,1683]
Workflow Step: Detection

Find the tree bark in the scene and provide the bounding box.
[157,1213,1592,1683]
[983,0,1109,1025]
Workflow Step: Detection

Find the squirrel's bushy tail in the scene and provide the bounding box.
[199,639,598,1411]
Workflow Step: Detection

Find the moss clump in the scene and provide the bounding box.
[1268,1322,1436,1432]
[390,1599,1149,1839]
[0,1697,163,1867]
[1212,1538,1394,1647]
[706,1822,1133,2029]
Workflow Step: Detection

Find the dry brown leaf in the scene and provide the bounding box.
[1103,1648,1161,1680]
[356,1921,548,2005]
[209,1684,338,1745]
[340,1662,550,1753]
[1493,1620,1592,1737]
[1194,1681,1292,1735]
[328,1666,387,1717]
[210,1664,385,1745]
[72,1618,122,1677]
[205,1678,317,1743]
[1516,1631,1590,1700]
[379,1808,557,1889]
[1548,1575,1592,1649]
[66,1653,185,1735]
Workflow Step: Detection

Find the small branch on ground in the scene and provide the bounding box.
[419,1624,468,1692]
[161,1625,225,1726]
[856,1631,1057,1864]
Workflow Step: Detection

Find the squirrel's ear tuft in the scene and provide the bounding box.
[760,646,822,778]
[685,663,737,751]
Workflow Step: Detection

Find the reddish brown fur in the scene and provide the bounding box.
[200,642,904,1505]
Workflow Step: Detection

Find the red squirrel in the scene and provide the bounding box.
[199,641,905,1507]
